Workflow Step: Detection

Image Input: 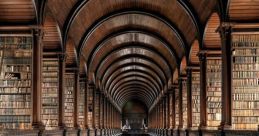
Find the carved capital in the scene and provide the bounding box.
[198,53,206,62]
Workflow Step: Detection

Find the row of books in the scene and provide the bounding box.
[233,101,259,109]
[233,56,259,63]
[233,87,259,93]
[42,93,58,97]
[233,48,259,55]
[42,98,58,103]
[43,78,58,82]
[0,80,31,87]
[0,102,30,108]
[232,124,259,130]
[41,109,58,114]
[233,71,259,78]
[0,123,31,129]
[42,72,58,77]
[232,109,259,116]
[233,63,259,71]
[4,65,30,72]
[0,50,31,58]
[0,87,30,94]
[232,117,259,123]
[233,93,259,101]
[232,79,259,86]
[0,95,30,101]
[0,109,30,115]
[0,115,30,122]
[0,37,32,44]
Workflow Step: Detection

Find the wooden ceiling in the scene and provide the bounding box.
[0,0,35,23]
[44,0,218,108]
[189,40,200,65]
[43,13,62,51]
[229,0,259,21]
[203,13,221,49]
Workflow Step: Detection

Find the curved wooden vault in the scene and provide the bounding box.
[1,0,259,135]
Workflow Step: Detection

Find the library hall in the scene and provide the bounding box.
[0,0,258,136]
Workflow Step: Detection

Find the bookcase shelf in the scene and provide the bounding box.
[175,88,179,128]
[182,80,187,129]
[192,71,200,128]
[78,80,85,128]
[64,73,75,128]
[41,58,59,130]
[0,35,32,129]
[206,59,222,129]
[232,34,259,130]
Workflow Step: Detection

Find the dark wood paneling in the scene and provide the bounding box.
[0,0,35,22]
[190,0,217,24]
[204,13,221,49]
[67,0,196,49]
[43,14,61,50]
[229,0,259,21]
[65,38,77,66]
[47,0,77,28]
[189,40,200,64]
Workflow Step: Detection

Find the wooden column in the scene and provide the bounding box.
[74,69,79,128]
[187,68,192,128]
[219,24,232,129]
[58,54,66,128]
[199,53,207,128]
[178,78,183,128]
[32,28,43,129]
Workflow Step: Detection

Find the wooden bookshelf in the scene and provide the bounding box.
[191,71,200,128]
[206,59,222,129]
[0,34,32,129]
[41,58,59,130]
[78,79,85,128]
[87,85,93,129]
[169,92,173,128]
[175,88,179,128]
[64,73,75,128]
[232,34,259,130]
[182,80,187,129]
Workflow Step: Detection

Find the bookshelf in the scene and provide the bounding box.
[169,92,173,128]
[78,80,85,128]
[206,59,222,129]
[41,58,59,129]
[0,34,32,129]
[175,88,179,128]
[182,80,187,129]
[191,71,200,128]
[64,73,75,128]
[87,85,93,129]
[232,34,259,130]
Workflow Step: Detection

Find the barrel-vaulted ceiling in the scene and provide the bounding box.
[4,0,254,110]
[44,0,217,109]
